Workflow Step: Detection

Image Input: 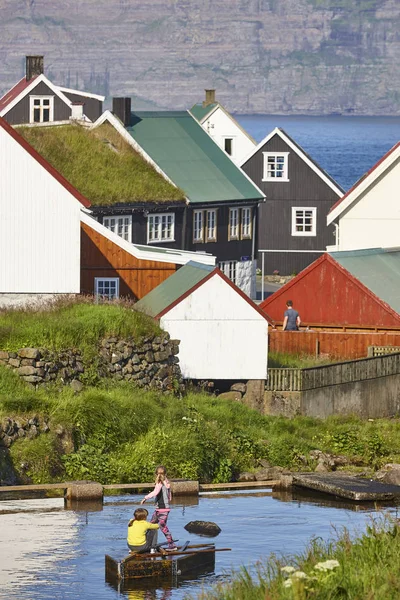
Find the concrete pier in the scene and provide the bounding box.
[293,473,400,501]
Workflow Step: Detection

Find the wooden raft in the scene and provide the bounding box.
[105,543,229,581]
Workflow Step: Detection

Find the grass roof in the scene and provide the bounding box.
[18,123,186,205]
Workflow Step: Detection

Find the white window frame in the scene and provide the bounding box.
[206,209,217,242]
[241,207,252,240]
[219,260,237,284]
[94,277,120,301]
[29,95,54,123]
[223,136,235,158]
[228,208,239,241]
[291,207,317,237]
[103,215,132,242]
[262,152,289,182]
[147,213,175,243]
[193,210,204,243]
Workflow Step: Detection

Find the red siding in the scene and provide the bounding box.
[261,254,400,329]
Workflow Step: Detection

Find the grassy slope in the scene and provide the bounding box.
[17,123,185,204]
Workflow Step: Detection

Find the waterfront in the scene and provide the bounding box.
[0,489,398,600]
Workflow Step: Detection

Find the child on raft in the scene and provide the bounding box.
[140,465,177,551]
[127,507,159,553]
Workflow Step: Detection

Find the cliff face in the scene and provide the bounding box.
[0,0,399,115]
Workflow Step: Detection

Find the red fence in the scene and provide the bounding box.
[269,329,400,360]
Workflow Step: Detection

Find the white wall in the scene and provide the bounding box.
[0,126,82,293]
[202,107,255,165]
[160,275,268,379]
[334,158,400,251]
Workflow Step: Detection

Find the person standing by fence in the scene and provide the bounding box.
[282,300,301,331]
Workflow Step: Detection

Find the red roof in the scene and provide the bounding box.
[0,116,91,209]
[0,76,38,112]
[329,141,400,214]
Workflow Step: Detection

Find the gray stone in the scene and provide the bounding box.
[20,358,36,367]
[154,350,169,362]
[8,358,21,368]
[315,461,330,473]
[255,466,284,481]
[0,351,9,360]
[237,472,256,482]
[184,521,221,537]
[17,365,37,376]
[171,345,180,356]
[23,375,43,383]
[17,428,26,438]
[111,352,123,364]
[218,391,242,401]
[230,382,247,394]
[131,354,140,365]
[1,435,12,448]
[145,351,154,363]
[27,425,38,439]
[18,348,41,360]
[70,379,84,393]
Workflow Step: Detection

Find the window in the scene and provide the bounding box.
[263,152,289,181]
[229,208,239,240]
[193,210,217,243]
[103,215,132,242]
[29,96,54,123]
[241,207,252,239]
[95,278,119,301]
[224,137,233,156]
[193,210,204,243]
[291,207,317,236]
[220,261,237,284]
[147,213,175,243]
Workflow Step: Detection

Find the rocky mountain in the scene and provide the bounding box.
[0,0,399,115]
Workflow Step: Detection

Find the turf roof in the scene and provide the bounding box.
[17,123,186,205]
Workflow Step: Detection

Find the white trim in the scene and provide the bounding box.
[262,151,289,182]
[240,126,344,197]
[29,95,54,124]
[192,103,256,145]
[103,214,132,242]
[147,212,175,243]
[0,74,73,118]
[95,277,120,300]
[80,211,216,266]
[291,207,317,237]
[193,209,204,243]
[258,249,326,253]
[56,85,105,101]
[327,144,400,224]
[228,207,240,241]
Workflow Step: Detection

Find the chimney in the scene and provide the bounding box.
[112,97,132,126]
[203,89,216,107]
[26,55,44,81]
[70,102,84,121]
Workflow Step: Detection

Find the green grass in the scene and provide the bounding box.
[0,297,161,355]
[17,123,185,205]
[195,517,400,599]
[268,351,334,369]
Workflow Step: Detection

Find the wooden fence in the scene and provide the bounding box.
[266,352,400,392]
[367,346,400,357]
[269,329,400,360]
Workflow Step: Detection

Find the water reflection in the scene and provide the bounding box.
[0,489,398,600]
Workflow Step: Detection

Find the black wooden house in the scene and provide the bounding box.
[240,127,344,275]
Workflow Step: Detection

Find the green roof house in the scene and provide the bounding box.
[136,261,269,380]
[92,99,265,297]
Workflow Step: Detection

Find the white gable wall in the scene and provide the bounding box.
[202,107,255,165]
[0,126,81,293]
[160,275,268,379]
[330,157,400,251]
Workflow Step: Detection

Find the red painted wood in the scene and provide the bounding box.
[261,254,400,329]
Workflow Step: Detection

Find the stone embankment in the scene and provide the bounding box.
[0,415,49,449]
[0,334,181,392]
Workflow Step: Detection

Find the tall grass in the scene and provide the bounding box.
[268,351,334,368]
[18,123,185,204]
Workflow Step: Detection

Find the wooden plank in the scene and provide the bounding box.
[199,480,279,491]
[103,483,154,490]
[0,483,68,492]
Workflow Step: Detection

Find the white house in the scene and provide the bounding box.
[327,142,400,251]
[190,90,256,165]
[135,261,269,380]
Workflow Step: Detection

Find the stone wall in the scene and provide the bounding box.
[0,334,181,392]
[0,415,49,449]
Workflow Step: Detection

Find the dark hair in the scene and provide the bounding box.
[286,300,293,307]
[133,508,148,521]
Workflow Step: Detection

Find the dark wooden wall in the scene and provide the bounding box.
[62,91,103,122]
[241,133,341,274]
[80,223,177,300]
[4,81,71,125]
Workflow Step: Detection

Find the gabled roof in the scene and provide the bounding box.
[240,127,344,197]
[331,247,400,314]
[0,76,37,112]
[327,142,400,224]
[81,213,216,267]
[56,86,105,101]
[136,260,270,320]
[0,116,91,209]
[118,111,264,204]
[189,101,256,145]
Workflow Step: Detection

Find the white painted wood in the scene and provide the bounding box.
[329,154,400,251]
[160,275,268,379]
[0,126,81,293]
[199,105,256,165]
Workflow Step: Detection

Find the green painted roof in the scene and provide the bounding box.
[126,111,264,204]
[135,261,215,317]
[189,103,217,121]
[331,248,400,314]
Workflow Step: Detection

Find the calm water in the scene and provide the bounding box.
[0,489,398,600]
[236,115,400,191]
